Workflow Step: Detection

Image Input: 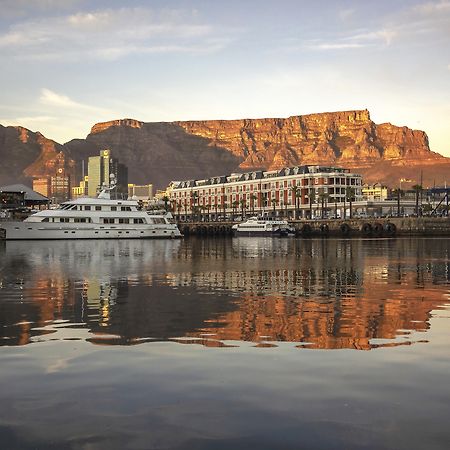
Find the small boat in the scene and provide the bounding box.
[232,217,294,237]
[0,180,182,241]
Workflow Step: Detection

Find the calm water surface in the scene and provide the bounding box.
[0,237,450,449]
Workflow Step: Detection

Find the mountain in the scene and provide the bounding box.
[2,110,449,189]
[0,124,74,186]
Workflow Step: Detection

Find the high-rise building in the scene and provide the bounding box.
[33,177,51,198]
[32,152,74,204]
[87,150,128,197]
[72,176,89,199]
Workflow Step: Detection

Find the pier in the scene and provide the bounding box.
[177,217,450,237]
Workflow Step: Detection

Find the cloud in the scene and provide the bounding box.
[413,1,450,15]
[1,0,84,18]
[302,28,396,52]
[306,42,365,51]
[39,88,114,116]
[0,7,231,61]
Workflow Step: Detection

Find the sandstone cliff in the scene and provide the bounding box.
[1,110,449,189]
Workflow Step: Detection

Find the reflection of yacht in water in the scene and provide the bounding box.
[232,217,294,237]
[0,178,182,240]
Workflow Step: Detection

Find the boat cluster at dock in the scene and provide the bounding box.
[0,183,291,241]
[0,188,182,241]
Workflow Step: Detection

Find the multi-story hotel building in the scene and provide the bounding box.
[168,165,363,220]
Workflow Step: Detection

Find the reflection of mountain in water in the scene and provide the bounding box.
[0,238,449,349]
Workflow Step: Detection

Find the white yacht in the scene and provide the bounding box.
[0,188,182,241]
[232,217,294,237]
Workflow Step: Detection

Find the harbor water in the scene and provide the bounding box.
[0,237,450,449]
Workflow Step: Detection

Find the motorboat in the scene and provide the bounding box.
[232,217,294,237]
[0,183,182,241]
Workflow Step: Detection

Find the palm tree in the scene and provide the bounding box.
[271,198,278,217]
[345,187,356,219]
[239,199,246,219]
[412,184,422,216]
[161,195,170,212]
[318,189,329,219]
[232,200,239,220]
[308,188,316,219]
[291,185,300,219]
[250,194,258,216]
[183,200,188,220]
[205,203,211,221]
[393,188,403,217]
[191,191,199,222]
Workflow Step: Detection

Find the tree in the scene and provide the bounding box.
[250,194,258,216]
[393,188,403,217]
[191,191,199,222]
[161,195,170,212]
[239,199,246,219]
[345,187,356,219]
[205,203,211,221]
[412,184,423,216]
[271,198,278,217]
[308,188,316,219]
[232,200,239,219]
[291,185,300,219]
[318,189,329,219]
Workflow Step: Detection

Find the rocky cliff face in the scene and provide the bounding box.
[0,125,71,185]
[175,110,440,169]
[1,110,448,189]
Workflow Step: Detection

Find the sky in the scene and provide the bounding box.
[0,0,449,155]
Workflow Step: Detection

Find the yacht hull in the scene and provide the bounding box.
[0,222,182,240]
[233,229,292,237]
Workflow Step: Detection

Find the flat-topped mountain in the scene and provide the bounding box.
[1,110,449,189]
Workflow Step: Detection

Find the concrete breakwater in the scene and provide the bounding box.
[178,217,450,237]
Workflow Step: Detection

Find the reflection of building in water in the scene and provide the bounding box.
[164,267,447,349]
[0,238,449,349]
[82,280,118,327]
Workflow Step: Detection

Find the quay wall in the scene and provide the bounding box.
[178,217,450,237]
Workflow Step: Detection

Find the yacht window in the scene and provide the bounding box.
[85,206,91,211]
[41,218,49,222]
[59,218,70,223]
[74,218,88,223]
[95,206,101,211]
[133,218,145,224]
[111,206,117,211]
[119,218,129,224]
[121,206,132,211]
[103,218,115,224]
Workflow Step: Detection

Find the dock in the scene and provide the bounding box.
[177,217,450,237]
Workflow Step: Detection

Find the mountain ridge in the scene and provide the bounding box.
[1,109,449,189]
